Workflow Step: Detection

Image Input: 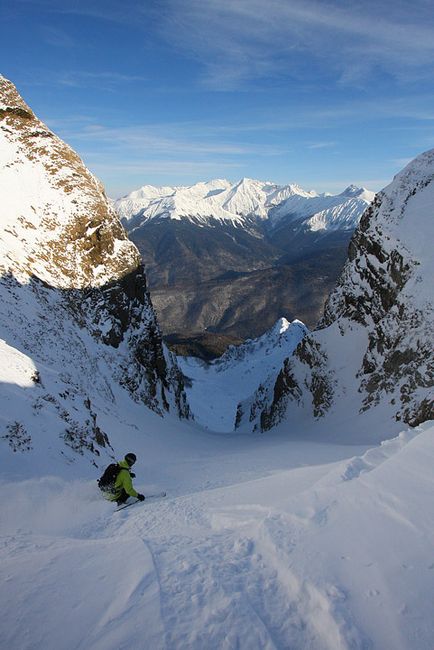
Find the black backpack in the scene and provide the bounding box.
[97,463,121,493]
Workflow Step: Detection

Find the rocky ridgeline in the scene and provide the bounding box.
[237,151,434,432]
[0,77,189,464]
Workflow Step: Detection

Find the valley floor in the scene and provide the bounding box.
[1,416,434,650]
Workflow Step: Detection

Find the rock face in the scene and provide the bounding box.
[237,151,434,432]
[0,76,189,466]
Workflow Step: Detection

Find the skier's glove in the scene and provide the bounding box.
[129,472,136,478]
[137,494,145,501]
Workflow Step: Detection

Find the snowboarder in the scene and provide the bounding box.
[98,453,145,506]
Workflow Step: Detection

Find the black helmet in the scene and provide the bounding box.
[125,452,137,466]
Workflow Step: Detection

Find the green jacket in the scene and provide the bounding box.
[108,459,138,501]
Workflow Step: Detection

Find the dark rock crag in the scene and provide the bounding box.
[238,152,434,432]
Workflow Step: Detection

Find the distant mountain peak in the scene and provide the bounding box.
[271,317,291,335]
[339,185,374,201]
[340,184,362,195]
[115,178,374,233]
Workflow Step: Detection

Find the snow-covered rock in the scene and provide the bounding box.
[177,318,308,431]
[0,76,189,470]
[268,187,375,232]
[238,150,434,432]
[0,78,139,289]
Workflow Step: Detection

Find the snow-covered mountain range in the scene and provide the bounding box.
[237,150,434,433]
[115,177,375,233]
[115,179,375,341]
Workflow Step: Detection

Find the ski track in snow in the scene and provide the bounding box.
[110,496,356,650]
[3,422,434,650]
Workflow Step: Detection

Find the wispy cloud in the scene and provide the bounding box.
[54,70,148,90]
[59,122,288,157]
[159,0,434,89]
[48,115,288,196]
[91,160,243,176]
[40,25,76,47]
[14,0,144,26]
[86,159,244,198]
[43,92,434,172]
[144,95,434,136]
[11,1,434,91]
[307,141,336,150]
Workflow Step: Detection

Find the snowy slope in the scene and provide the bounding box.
[240,150,434,433]
[2,413,433,649]
[177,318,308,431]
[115,177,374,233]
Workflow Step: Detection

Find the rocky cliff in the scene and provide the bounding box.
[0,76,189,467]
[237,151,434,432]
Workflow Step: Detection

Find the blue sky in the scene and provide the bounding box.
[2,0,434,198]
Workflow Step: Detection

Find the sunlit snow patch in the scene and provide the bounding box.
[0,338,37,387]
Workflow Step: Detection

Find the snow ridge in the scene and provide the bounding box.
[115,178,374,233]
[177,318,308,432]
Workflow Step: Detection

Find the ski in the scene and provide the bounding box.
[115,491,166,511]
